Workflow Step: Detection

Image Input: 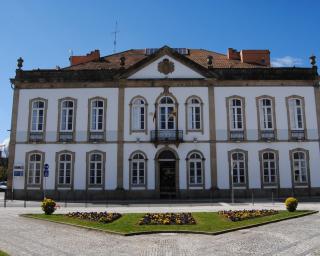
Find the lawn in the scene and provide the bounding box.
[23,210,315,236]
[0,250,9,256]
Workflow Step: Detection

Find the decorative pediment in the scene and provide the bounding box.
[128,55,205,79]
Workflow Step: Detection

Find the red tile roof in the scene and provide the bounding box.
[65,48,265,71]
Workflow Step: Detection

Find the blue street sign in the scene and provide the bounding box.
[13,170,24,177]
[44,164,49,177]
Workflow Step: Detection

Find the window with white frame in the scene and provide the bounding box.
[131,153,146,186]
[187,97,201,130]
[229,98,243,130]
[27,153,42,185]
[292,151,308,183]
[262,152,277,184]
[89,153,103,185]
[259,98,273,130]
[58,153,72,185]
[131,98,146,131]
[159,96,176,130]
[188,152,203,185]
[31,100,45,132]
[231,152,246,185]
[60,100,74,132]
[288,98,304,130]
[90,99,104,131]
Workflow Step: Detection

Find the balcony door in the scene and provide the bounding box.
[159,96,176,130]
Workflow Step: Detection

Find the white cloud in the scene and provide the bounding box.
[271,56,303,67]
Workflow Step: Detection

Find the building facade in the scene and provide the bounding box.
[8,46,320,200]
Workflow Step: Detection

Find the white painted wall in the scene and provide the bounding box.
[124,87,210,142]
[128,55,204,79]
[16,88,119,142]
[214,86,318,140]
[216,142,320,189]
[13,144,118,190]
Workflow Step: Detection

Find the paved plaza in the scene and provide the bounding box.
[0,194,320,256]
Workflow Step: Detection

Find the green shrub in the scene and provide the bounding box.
[285,197,298,212]
[41,198,57,215]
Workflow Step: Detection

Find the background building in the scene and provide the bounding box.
[7,46,320,200]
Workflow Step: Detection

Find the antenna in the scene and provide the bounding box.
[111,21,120,53]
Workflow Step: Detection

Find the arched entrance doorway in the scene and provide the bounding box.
[155,149,179,199]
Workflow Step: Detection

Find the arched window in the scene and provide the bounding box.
[229,98,243,130]
[130,152,146,186]
[89,152,103,185]
[58,153,72,185]
[131,97,146,131]
[31,100,45,132]
[292,151,308,183]
[158,96,176,130]
[262,151,277,184]
[27,152,43,185]
[186,97,202,131]
[90,99,105,131]
[60,100,74,132]
[258,98,273,130]
[231,151,246,185]
[288,98,304,130]
[187,152,204,186]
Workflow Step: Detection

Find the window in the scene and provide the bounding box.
[131,153,146,186]
[229,98,243,130]
[187,97,202,131]
[60,100,74,132]
[159,96,176,130]
[262,152,277,184]
[27,153,42,185]
[31,100,45,132]
[292,151,308,183]
[188,152,203,185]
[131,98,146,131]
[58,153,72,185]
[231,152,246,185]
[90,99,104,131]
[288,98,304,130]
[89,153,103,185]
[259,98,273,130]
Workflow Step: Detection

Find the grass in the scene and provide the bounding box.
[0,250,9,256]
[23,210,316,236]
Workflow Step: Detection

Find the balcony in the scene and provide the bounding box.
[151,130,183,146]
[58,132,73,142]
[260,130,275,141]
[29,132,44,142]
[230,130,244,141]
[291,130,305,140]
[89,131,105,142]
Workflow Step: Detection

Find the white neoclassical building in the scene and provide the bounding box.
[7,46,320,200]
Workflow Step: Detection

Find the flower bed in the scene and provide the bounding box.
[66,212,122,224]
[139,213,196,225]
[218,209,278,222]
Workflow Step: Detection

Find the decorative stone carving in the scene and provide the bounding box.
[158,58,174,75]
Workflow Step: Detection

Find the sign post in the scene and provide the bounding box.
[43,164,49,199]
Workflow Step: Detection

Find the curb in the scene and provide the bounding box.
[20,210,318,237]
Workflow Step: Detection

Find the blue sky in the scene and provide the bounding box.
[0,0,319,143]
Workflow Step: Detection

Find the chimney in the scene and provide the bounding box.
[227,48,270,66]
[69,50,100,66]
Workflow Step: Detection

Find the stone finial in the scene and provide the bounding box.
[310,55,316,67]
[17,57,24,70]
[120,56,126,67]
[207,55,213,68]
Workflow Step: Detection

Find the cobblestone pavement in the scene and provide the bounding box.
[0,203,320,256]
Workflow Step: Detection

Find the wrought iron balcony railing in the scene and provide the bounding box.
[29,132,44,142]
[230,130,244,141]
[89,131,105,142]
[260,130,275,141]
[291,130,305,140]
[58,132,73,142]
[150,130,183,143]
